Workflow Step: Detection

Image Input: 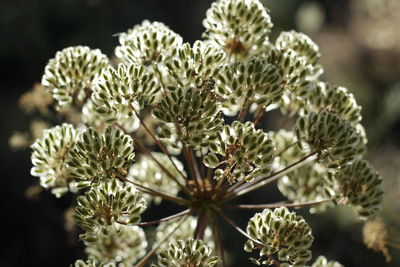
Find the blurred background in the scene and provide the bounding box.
[1,0,400,266]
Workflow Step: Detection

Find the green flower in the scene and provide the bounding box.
[203,121,275,183]
[128,152,186,205]
[325,159,384,220]
[30,123,78,197]
[295,111,363,169]
[153,87,223,150]
[166,40,226,89]
[67,126,134,188]
[115,20,182,68]
[153,238,220,267]
[278,163,331,213]
[310,256,343,267]
[245,207,313,266]
[306,82,362,124]
[203,0,272,60]
[85,225,147,266]
[74,180,146,239]
[72,259,115,267]
[153,216,214,252]
[42,46,109,106]
[275,31,321,74]
[215,57,283,116]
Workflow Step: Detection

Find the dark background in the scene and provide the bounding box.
[1,0,400,266]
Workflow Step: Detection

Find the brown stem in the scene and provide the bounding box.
[237,99,250,121]
[223,151,318,202]
[213,208,263,247]
[133,139,191,195]
[214,209,280,267]
[194,210,209,240]
[138,209,191,226]
[183,145,201,194]
[135,215,188,267]
[225,199,330,210]
[210,213,226,267]
[116,174,190,206]
[253,106,265,126]
[129,103,187,181]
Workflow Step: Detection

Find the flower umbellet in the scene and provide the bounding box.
[28,0,385,266]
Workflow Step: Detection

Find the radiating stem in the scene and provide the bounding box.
[226,199,331,210]
[138,209,191,226]
[223,152,318,202]
[129,103,187,181]
[194,210,209,240]
[116,174,190,206]
[213,208,263,247]
[134,139,191,195]
[210,212,225,267]
[135,215,188,267]
[214,209,280,266]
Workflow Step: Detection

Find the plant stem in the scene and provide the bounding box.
[225,199,330,210]
[194,210,209,240]
[223,152,318,202]
[134,139,191,195]
[116,174,190,206]
[210,212,225,267]
[138,209,191,226]
[129,103,187,181]
[214,209,280,266]
[135,215,188,267]
[213,208,263,247]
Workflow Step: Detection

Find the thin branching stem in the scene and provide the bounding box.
[135,215,189,267]
[225,199,331,210]
[214,209,280,266]
[134,139,191,195]
[116,174,190,206]
[223,152,318,202]
[129,103,187,181]
[138,209,191,226]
